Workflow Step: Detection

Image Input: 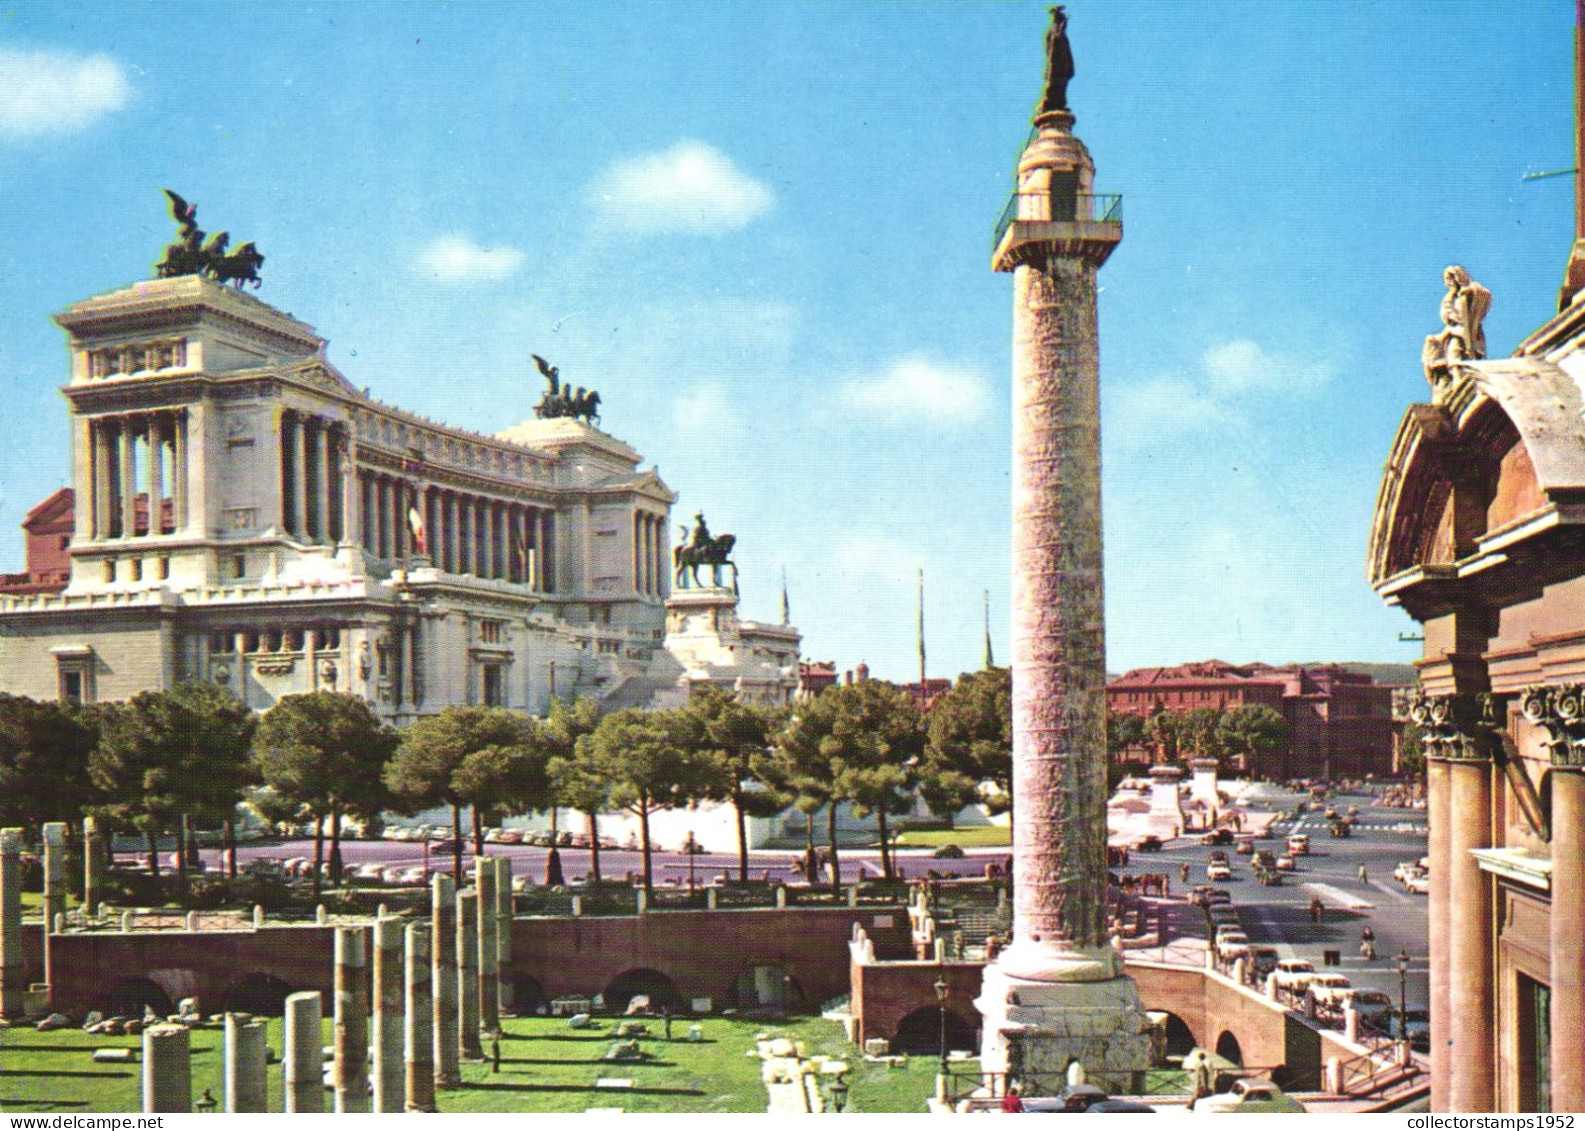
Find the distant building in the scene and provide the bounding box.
[798,659,838,697]
[900,677,951,712]
[1105,659,1396,780]
[0,489,74,596]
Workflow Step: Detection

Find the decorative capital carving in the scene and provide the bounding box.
[1406,689,1499,762]
[1520,684,1585,769]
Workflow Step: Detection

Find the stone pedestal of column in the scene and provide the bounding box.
[142,1024,191,1113]
[0,828,23,1018]
[405,922,437,1112]
[334,926,371,1113]
[284,990,324,1112]
[372,918,404,1113]
[476,860,500,1032]
[224,1013,268,1112]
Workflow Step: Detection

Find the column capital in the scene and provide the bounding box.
[1520,684,1585,769]
[1407,689,1499,763]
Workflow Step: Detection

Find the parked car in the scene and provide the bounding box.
[1306,973,1353,1010]
[1275,855,1295,872]
[1247,946,1280,979]
[1286,834,1310,855]
[1272,959,1317,992]
[1377,1008,1431,1052]
[1137,834,1164,852]
[1024,1084,1111,1113]
[1206,861,1232,881]
[1199,829,1234,846]
[1405,874,1430,894]
[1193,1078,1306,1114]
[498,830,524,845]
[1340,989,1394,1027]
[1235,840,1255,856]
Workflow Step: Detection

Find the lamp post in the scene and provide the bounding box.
[1395,948,1412,1064]
[828,1073,849,1113]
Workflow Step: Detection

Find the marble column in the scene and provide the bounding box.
[496,855,513,976]
[90,420,108,539]
[316,421,333,544]
[484,502,498,579]
[432,874,461,1087]
[1552,766,1585,1113]
[1426,754,1452,1113]
[405,922,436,1112]
[1447,752,1494,1112]
[0,828,23,1018]
[41,822,67,929]
[142,1024,192,1113]
[283,990,324,1113]
[119,419,137,539]
[973,90,1150,1093]
[172,410,189,532]
[224,1012,268,1112]
[458,888,483,1060]
[83,817,105,918]
[372,918,404,1112]
[334,926,371,1113]
[297,416,314,541]
[147,416,165,534]
[476,859,500,1031]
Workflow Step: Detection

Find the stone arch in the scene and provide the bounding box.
[1158,1010,1199,1057]
[1215,1029,1244,1067]
[726,964,807,1013]
[603,968,683,1014]
[505,973,545,1015]
[892,1005,976,1056]
[223,972,293,1015]
[101,977,173,1018]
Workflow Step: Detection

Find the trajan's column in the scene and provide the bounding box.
[974,7,1152,1092]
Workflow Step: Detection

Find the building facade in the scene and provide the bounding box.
[1106,660,1396,780]
[1368,272,1585,1111]
[0,275,796,716]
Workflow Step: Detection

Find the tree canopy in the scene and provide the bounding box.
[0,693,98,835]
[920,666,1011,823]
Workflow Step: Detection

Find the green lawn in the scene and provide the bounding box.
[0,1013,949,1114]
[892,826,1010,849]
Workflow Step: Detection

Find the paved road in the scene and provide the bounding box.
[1115,784,1429,1011]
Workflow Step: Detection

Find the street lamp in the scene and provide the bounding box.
[1395,948,1412,1059]
[828,1073,849,1113]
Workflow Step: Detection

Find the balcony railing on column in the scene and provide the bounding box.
[992,192,1123,252]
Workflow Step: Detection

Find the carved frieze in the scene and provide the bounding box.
[1520,684,1585,768]
[1406,689,1499,761]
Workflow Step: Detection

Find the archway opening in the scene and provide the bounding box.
[224,972,293,1016]
[101,977,173,1019]
[893,1005,975,1057]
[505,973,545,1015]
[1158,1011,1197,1057]
[727,965,807,1015]
[603,968,683,1015]
[1215,1030,1244,1067]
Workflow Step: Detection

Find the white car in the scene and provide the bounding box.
[1207,861,1232,881]
[1405,874,1430,894]
[353,862,386,881]
[1272,959,1316,992]
[1307,973,1353,1009]
[1193,1078,1306,1114]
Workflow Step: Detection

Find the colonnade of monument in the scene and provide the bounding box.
[85,410,189,540]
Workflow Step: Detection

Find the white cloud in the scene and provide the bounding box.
[838,356,990,425]
[595,140,772,235]
[416,236,524,282]
[1203,338,1332,396]
[1110,376,1240,444]
[0,47,129,137]
[671,384,741,435]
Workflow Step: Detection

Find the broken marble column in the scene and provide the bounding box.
[495,855,513,989]
[0,828,23,1018]
[334,926,371,1113]
[224,1012,268,1112]
[41,822,67,927]
[405,922,436,1112]
[432,873,461,1088]
[83,817,105,918]
[372,917,404,1113]
[458,888,483,1060]
[283,990,324,1113]
[475,859,500,1032]
[142,1023,192,1113]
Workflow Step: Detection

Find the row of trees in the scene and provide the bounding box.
[1107,703,1289,770]
[0,669,1017,895]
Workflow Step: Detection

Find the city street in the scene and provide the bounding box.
[1117,784,1430,1011]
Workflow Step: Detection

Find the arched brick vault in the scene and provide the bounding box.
[1369,357,1585,609]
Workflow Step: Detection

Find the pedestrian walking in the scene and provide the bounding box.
[490,1029,502,1074]
[1357,863,1368,883]
[1180,862,1190,883]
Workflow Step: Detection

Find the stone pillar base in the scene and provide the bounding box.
[975,961,1153,1095]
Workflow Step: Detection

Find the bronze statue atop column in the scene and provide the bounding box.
[1038,6,1075,118]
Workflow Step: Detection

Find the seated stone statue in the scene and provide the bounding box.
[1423,265,1491,394]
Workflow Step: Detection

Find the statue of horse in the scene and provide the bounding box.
[673,532,737,592]
[209,242,265,289]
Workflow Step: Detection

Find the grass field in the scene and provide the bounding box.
[0,1013,947,1114]
[891,827,1010,849]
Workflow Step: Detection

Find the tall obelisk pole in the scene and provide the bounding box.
[975,7,1151,1094]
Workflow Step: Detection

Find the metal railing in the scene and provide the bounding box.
[993,192,1123,252]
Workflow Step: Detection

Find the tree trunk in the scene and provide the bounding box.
[733,790,750,883]
[877,808,893,881]
[144,829,159,876]
[451,804,465,886]
[638,802,654,894]
[586,811,603,885]
[312,814,325,898]
[471,806,485,859]
[176,814,189,881]
[329,809,344,885]
[223,817,238,879]
[826,803,841,889]
[550,807,559,837]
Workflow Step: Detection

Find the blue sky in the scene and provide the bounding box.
[0,1,1574,682]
